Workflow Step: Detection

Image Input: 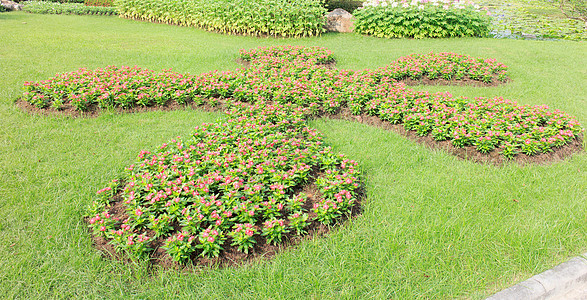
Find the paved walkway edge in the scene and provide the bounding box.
[486,252,587,300]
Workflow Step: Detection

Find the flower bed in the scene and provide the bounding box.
[22,45,582,161]
[115,0,327,38]
[87,102,362,263]
[20,45,584,266]
[354,0,491,39]
[22,1,117,15]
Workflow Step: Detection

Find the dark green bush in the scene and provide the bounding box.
[325,0,363,13]
[354,1,490,39]
[116,0,327,38]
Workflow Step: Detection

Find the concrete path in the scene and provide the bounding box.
[486,253,587,300]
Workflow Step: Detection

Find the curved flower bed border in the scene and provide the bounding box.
[16,46,584,268]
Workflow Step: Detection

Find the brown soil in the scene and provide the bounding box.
[323,107,584,167]
[234,58,337,70]
[86,171,365,272]
[400,75,510,87]
[15,97,227,118]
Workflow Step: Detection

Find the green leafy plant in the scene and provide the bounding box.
[163,232,197,263]
[228,223,257,254]
[196,228,226,257]
[354,0,490,39]
[261,219,289,245]
[115,0,327,38]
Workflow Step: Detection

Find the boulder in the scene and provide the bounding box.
[325,8,354,33]
[1,0,23,11]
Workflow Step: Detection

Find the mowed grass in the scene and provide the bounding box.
[0,12,586,299]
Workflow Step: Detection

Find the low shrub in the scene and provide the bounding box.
[115,0,327,38]
[22,1,117,15]
[84,0,113,7]
[22,46,583,159]
[325,0,363,12]
[354,0,491,39]
[86,102,362,262]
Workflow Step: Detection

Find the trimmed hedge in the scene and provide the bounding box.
[116,0,327,38]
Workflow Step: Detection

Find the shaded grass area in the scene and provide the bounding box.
[0,12,586,299]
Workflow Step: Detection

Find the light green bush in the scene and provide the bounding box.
[115,0,327,38]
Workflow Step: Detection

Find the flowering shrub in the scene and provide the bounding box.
[24,45,583,160]
[115,0,327,38]
[86,102,362,262]
[354,0,491,38]
[22,1,117,15]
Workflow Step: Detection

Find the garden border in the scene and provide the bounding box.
[486,252,587,299]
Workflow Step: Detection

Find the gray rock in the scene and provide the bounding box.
[325,8,354,33]
[1,0,23,11]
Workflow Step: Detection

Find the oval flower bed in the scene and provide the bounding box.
[87,102,362,265]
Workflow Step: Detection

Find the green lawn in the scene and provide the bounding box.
[0,12,586,299]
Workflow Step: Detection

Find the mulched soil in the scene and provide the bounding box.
[86,171,365,272]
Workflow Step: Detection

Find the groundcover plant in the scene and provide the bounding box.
[20,45,584,267]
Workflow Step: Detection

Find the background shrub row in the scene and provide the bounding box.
[325,0,363,13]
[115,0,327,38]
[354,1,491,39]
[21,1,117,15]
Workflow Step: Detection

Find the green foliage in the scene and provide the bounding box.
[0,5,6,12]
[22,1,117,15]
[325,0,363,12]
[84,0,113,7]
[556,0,587,27]
[115,0,328,38]
[489,0,586,40]
[354,3,490,39]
